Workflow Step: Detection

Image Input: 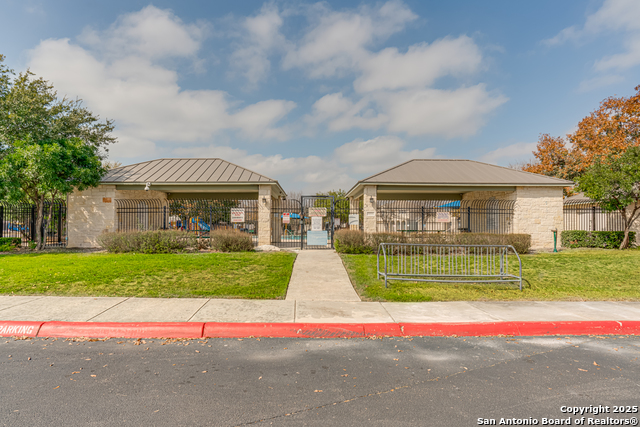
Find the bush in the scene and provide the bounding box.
[334,229,373,254]
[561,230,636,249]
[0,237,21,252]
[450,233,532,254]
[210,229,254,252]
[334,231,531,254]
[97,230,196,254]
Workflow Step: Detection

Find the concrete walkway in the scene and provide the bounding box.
[285,250,360,301]
[1,296,640,324]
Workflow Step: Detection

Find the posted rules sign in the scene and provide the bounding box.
[436,211,451,223]
[231,208,245,223]
[282,213,290,224]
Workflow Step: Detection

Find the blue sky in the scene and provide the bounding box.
[2,0,639,192]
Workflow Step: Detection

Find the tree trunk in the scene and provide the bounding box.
[620,227,630,250]
[35,195,45,251]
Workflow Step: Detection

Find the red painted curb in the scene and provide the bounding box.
[0,321,43,337]
[37,322,205,339]
[401,321,640,337]
[203,322,365,338]
[5,320,638,339]
[363,323,403,337]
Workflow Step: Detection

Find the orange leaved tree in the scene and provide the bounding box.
[523,85,640,182]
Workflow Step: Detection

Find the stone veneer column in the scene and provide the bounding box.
[513,186,563,250]
[67,185,117,248]
[349,197,360,230]
[363,185,377,234]
[257,185,272,246]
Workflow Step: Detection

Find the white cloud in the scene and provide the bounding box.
[27,6,296,159]
[282,1,417,78]
[354,36,482,92]
[545,0,640,86]
[478,142,537,166]
[577,74,625,92]
[306,92,386,131]
[333,136,436,174]
[229,4,287,86]
[378,85,507,137]
[172,135,437,193]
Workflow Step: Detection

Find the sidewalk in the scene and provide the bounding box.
[1,296,640,338]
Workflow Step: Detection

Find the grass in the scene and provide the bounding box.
[341,248,640,302]
[0,251,297,299]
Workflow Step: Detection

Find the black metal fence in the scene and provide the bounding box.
[0,201,67,247]
[270,198,363,249]
[563,199,625,231]
[376,200,515,234]
[115,199,260,245]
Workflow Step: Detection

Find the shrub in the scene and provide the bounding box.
[335,231,531,254]
[561,230,636,249]
[0,237,21,252]
[335,229,373,254]
[451,233,531,254]
[210,229,254,252]
[97,230,196,254]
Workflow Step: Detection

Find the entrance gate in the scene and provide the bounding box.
[271,197,362,249]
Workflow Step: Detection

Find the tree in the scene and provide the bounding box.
[0,138,106,249]
[575,146,640,249]
[523,86,640,181]
[0,54,116,158]
[0,54,115,250]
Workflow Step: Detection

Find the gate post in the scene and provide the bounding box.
[363,185,377,234]
[258,185,272,246]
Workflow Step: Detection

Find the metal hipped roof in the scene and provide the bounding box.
[102,158,278,184]
[346,159,573,198]
[101,158,286,195]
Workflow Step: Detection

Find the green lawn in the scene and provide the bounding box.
[341,249,640,302]
[0,251,297,299]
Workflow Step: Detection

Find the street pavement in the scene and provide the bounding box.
[1,335,638,426]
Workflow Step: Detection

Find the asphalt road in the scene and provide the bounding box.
[1,335,638,426]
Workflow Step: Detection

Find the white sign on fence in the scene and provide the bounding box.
[308,207,327,217]
[311,216,323,231]
[436,211,451,223]
[334,218,340,227]
[282,212,290,224]
[348,214,359,227]
[231,208,245,223]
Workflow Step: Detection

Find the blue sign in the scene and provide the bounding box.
[307,231,328,246]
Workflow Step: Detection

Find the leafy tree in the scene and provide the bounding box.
[0,54,115,249]
[0,138,106,249]
[575,147,640,249]
[0,54,116,158]
[523,85,640,181]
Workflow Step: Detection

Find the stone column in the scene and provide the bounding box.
[257,185,272,246]
[363,185,377,234]
[67,184,116,248]
[513,186,563,250]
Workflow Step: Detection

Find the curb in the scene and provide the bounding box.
[2,320,640,339]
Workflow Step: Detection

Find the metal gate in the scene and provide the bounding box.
[270,197,363,249]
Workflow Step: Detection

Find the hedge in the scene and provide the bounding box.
[209,229,254,252]
[97,230,197,254]
[561,230,636,249]
[0,237,22,252]
[334,230,531,254]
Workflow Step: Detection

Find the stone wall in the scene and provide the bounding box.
[363,186,377,234]
[257,185,272,246]
[512,186,563,250]
[67,185,167,248]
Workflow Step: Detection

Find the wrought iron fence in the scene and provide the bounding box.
[0,201,67,247]
[115,199,259,245]
[377,243,523,290]
[563,199,625,232]
[270,198,363,249]
[376,200,515,235]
